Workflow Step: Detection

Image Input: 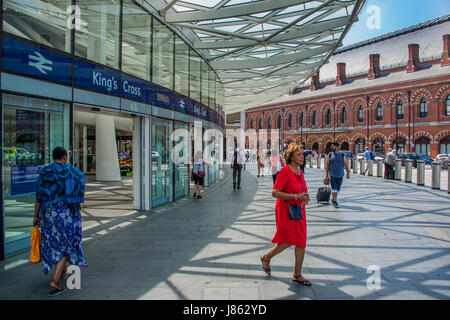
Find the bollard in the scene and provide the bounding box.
[204,164,209,187]
[317,155,321,169]
[394,159,402,180]
[448,167,450,194]
[405,159,413,183]
[377,159,383,177]
[353,159,358,174]
[417,160,425,186]
[431,162,440,190]
[368,160,374,176]
[359,159,365,175]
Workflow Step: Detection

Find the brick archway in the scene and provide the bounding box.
[369,95,387,108]
[411,88,433,105]
[336,134,350,144]
[352,97,367,110]
[435,85,450,100]
[387,131,409,144]
[388,92,408,106]
[413,130,434,142]
[434,129,450,142]
[369,132,388,144]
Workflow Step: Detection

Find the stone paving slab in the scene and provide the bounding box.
[0,164,449,300]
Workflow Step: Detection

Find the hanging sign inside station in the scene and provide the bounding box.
[2,36,72,85]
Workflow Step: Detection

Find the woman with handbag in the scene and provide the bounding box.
[192,151,208,199]
[260,144,311,286]
[33,147,87,296]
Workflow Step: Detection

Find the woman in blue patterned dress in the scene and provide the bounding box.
[33,147,87,296]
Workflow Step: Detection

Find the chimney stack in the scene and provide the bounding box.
[442,34,450,66]
[335,63,346,86]
[368,54,380,79]
[407,43,420,73]
[310,71,320,91]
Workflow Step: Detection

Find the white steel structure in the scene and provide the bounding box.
[152,0,366,113]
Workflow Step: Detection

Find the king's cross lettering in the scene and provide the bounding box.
[28,51,53,74]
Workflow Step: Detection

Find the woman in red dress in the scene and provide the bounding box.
[260,144,311,286]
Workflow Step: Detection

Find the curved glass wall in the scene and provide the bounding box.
[75,0,121,69]
[2,0,224,113]
[122,0,151,81]
[3,0,72,52]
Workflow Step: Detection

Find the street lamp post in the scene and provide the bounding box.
[395,102,399,154]
[366,96,370,150]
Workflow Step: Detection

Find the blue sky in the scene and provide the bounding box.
[343,0,450,46]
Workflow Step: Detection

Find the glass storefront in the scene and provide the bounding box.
[173,122,189,200]
[152,118,173,207]
[2,94,69,256]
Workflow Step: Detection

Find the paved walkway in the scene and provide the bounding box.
[0,165,449,300]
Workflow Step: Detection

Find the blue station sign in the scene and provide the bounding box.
[2,36,72,85]
[121,74,151,103]
[74,60,120,96]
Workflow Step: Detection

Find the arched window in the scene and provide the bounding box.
[376,103,383,121]
[446,95,450,116]
[313,111,317,125]
[300,112,304,126]
[415,136,430,156]
[396,101,404,119]
[288,114,293,128]
[440,135,450,154]
[259,118,262,129]
[326,109,331,125]
[419,98,427,118]
[250,119,254,129]
[341,107,347,124]
[268,117,272,129]
[358,106,364,122]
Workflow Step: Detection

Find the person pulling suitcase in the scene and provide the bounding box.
[324,142,350,208]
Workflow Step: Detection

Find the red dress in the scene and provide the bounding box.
[272,165,308,248]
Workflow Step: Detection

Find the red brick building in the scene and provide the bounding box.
[245,15,450,158]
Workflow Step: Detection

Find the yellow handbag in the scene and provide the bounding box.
[30,226,41,264]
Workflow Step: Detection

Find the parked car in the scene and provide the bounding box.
[435,153,449,169]
[417,154,433,165]
[374,152,385,162]
[397,153,421,167]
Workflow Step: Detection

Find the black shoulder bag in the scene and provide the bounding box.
[285,171,304,220]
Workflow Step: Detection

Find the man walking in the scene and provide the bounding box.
[300,142,307,173]
[363,147,374,175]
[325,142,350,208]
[384,148,396,180]
[231,145,246,190]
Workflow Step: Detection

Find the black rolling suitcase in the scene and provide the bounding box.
[316,182,331,203]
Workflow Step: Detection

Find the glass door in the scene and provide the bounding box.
[2,94,69,256]
[152,118,173,207]
[173,122,189,200]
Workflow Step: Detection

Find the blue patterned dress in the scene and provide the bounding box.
[36,162,87,275]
